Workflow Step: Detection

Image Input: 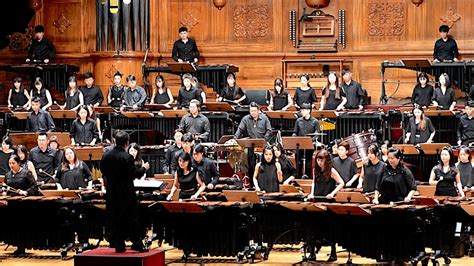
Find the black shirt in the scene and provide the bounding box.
[234,113,273,141]
[172,38,200,62]
[153,89,171,104]
[56,160,92,190]
[177,86,202,108]
[10,88,29,107]
[178,168,198,191]
[362,160,384,193]
[322,87,345,110]
[165,143,181,173]
[278,156,297,181]
[80,86,104,106]
[457,114,474,143]
[332,157,357,186]
[27,109,55,133]
[122,86,147,107]
[193,157,219,187]
[313,174,336,197]
[65,90,82,110]
[270,90,289,110]
[0,150,13,175]
[221,86,245,102]
[293,116,320,142]
[28,37,56,61]
[342,80,364,109]
[294,87,317,107]
[433,87,455,109]
[5,169,37,196]
[432,166,458,196]
[412,84,434,107]
[31,89,50,108]
[29,146,61,183]
[178,113,211,141]
[406,117,435,144]
[258,163,279,193]
[70,118,99,144]
[457,161,474,188]
[376,164,417,204]
[433,37,459,61]
[108,85,125,107]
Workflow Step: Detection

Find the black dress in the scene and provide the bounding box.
[332,157,358,187]
[322,87,345,110]
[65,90,81,110]
[313,174,336,197]
[4,169,37,196]
[220,86,245,102]
[433,87,455,110]
[55,161,92,190]
[294,87,317,107]
[457,161,474,188]
[406,117,435,144]
[10,89,28,107]
[153,89,171,104]
[362,160,384,193]
[271,90,289,110]
[31,89,49,107]
[109,85,124,107]
[432,166,459,196]
[258,164,279,192]
[178,168,198,199]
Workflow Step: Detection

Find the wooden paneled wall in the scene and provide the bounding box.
[1,0,473,104]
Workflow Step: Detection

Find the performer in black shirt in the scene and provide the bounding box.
[55,147,92,190]
[151,75,173,106]
[5,155,37,196]
[273,144,296,185]
[15,144,38,180]
[217,72,246,104]
[341,69,365,110]
[432,73,456,110]
[167,152,206,200]
[358,144,384,193]
[457,101,474,146]
[411,72,434,107]
[433,25,459,62]
[8,77,30,110]
[456,146,474,189]
[80,72,104,107]
[253,146,283,193]
[172,26,200,63]
[429,146,464,197]
[294,74,317,109]
[332,142,359,187]
[404,105,435,144]
[26,97,55,133]
[29,133,61,184]
[268,78,293,111]
[192,144,219,190]
[100,130,149,253]
[293,103,320,178]
[0,136,14,175]
[122,75,147,110]
[170,133,195,174]
[70,106,99,146]
[177,73,202,109]
[178,99,210,141]
[60,76,84,111]
[164,130,184,174]
[30,77,53,110]
[108,71,125,108]
[373,148,417,204]
[26,25,56,63]
[320,72,346,110]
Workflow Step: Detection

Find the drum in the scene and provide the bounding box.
[340,132,377,165]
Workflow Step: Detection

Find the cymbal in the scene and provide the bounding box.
[306,132,327,136]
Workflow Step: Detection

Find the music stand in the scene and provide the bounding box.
[279,201,327,212]
[12,111,29,120]
[167,62,197,73]
[40,190,80,199]
[205,102,235,112]
[153,174,174,190]
[265,111,298,132]
[235,138,267,149]
[48,132,71,147]
[50,110,77,131]
[94,106,115,114]
[279,184,300,193]
[311,110,338,119]
[160,202,205,213]
[218,135,235,144]
[73,146,104,164]
[144,104,174,111]
[412,196,439,206]
[393,144,419,155]
[121,111,154,144]
[335,191,371,203]
[419,143,450,155]
[401,59,432,70]
[417,185,436,197]
[160,109,188,118]
[223,190,260,203]
[424,110,455,117]
[282,136,314,178]
[9,133,37,150]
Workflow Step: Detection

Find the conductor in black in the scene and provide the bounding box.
[100,130,150,253]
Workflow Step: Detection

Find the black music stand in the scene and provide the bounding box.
[205,102,235,112]
[167,62,197,73]
[49,110,77,130]
[282,137,314,179]
[265,111,297,132]
[223,190,260,203]
[121,111,154,144]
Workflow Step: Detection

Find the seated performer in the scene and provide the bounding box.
[411,73,434,108]
[108,71,125,108]
[341,69,365,110]
[273,144,297,185]
[60,76,84,111]
[432,73,456,111]
[456,146,474,189]
[29,133,61,184]
[429,146,464,197]
[8,77,30,110]
[177,73,202,109]
[253,146,283,193]
[121,75,147,110]
[26,97,55,133]
[178,99,210,141]
[319,72,346,111]
[433,24,459,63]
[404,105,435,144]
[294,74,317,110]
[293,102,320,178]
[332,142,358,187]
[167,152,206,200]
[373,148,417,204]
[358,144,384,193]
[217,72,246,104]
[457,101,474,146]
[192,144,219,190]
[26,25,56,64]
[30,77,53,110]
[151,75,174,106]
[70,105,99,146]
[55,147,92,190]
[268,78,293,111]
[80,72,104,107]
[172,26,200,63]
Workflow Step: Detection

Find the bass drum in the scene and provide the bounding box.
[340,131,377,166]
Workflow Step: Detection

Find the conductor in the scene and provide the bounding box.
[100,130,150,253]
